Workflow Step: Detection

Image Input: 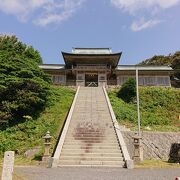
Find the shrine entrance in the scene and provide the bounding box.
[85,73,98,87]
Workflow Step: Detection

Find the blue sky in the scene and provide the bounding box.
[0,0,180,65]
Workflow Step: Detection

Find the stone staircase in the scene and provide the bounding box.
[57,87,125,167]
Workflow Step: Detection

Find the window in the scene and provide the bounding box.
[117,75,170,86]
[118,76,134,85]
[138,77,144,86]
[143,77,156,86]
[52,75,65,84]
[157,76,170,86]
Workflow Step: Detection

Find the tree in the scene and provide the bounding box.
[118,78,136,103]
[138,55,172,66]
[0,35,51,124]
[171,52,180,78]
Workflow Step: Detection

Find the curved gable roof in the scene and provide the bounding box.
[62,52,122,68]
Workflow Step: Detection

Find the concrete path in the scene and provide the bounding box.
[15,166,180,180]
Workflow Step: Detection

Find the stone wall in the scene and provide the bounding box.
[121,131,180,161]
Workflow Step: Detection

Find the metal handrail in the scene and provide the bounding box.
[86,82,98,87]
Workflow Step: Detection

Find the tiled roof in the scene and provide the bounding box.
[72,48,112,54]
[39,64,65,70]
[116,65,173,71]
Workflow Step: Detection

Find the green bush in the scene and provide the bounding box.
[109,87,180,129]
[0,35,51,124]
[0,86,75,157]
[117,77,136,103]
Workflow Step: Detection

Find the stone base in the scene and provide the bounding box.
[133,145,143,163]
[133,156,142,164]
[48,157,59,168]
[42,156,50,163]
[126,160,134,169]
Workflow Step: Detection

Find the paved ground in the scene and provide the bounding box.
[15,166,180,180]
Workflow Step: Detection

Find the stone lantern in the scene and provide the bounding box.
[133,134,143,163]
[42,131,52,162]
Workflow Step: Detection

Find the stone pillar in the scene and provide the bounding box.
[98,72,107,87]
[2,151,14,180]
[76,72,85,87]
[42,131,52,163]
[133,134,143,163]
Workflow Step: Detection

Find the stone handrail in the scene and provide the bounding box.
[102,86,134,169]
[50,86,80,167]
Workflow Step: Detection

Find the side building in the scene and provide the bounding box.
[39,48,173,87]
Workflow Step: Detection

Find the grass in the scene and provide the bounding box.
[0,85,75,164]
[108,87,180,132]
[136,160,180,169]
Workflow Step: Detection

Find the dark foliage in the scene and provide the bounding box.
[0,35,51,123]
[168,143,180,163]
[118,78,136,103]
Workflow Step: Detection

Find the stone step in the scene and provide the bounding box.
[66,134,117,138]
[58,164,124,167]
[68,123,114,126]
[58,160,125,167]
[61,149,122,153]
[62,149,121,153]
[65,136,117,139]
[67,128,114,131]
[68,119,113,121]
[67,126,113,129]
[71,117,111,119]
[72,110,110,112]
[65,138,117,143]
[59,156,124,161]
[60,152,123,157]
[68,124,112,127]
[69,131,114,134]
[65,136,117,140]
[64,141,118,144]
[68,128,114,132]
[67,130,116,134]
[71,116,111,118]
[67,131,116,136]
[63,143,120,147]
[64,140,118,143]
[68,117,112,120]
[67,123,113,125]
[64,141,118,145]
[72,112,110,114]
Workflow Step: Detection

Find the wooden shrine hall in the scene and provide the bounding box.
[39,48,172,87]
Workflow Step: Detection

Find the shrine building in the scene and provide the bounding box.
[39,48,172,87]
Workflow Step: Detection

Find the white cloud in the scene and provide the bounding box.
[0,0,85,26]
[111,0,180,31]
[34,0,85,26]
[111,0,180,14]
[0,0,52,21]
[131,18,162,31]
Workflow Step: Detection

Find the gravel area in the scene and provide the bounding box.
[15,166,180,180]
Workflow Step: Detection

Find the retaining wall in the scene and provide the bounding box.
[122,131,180,162]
